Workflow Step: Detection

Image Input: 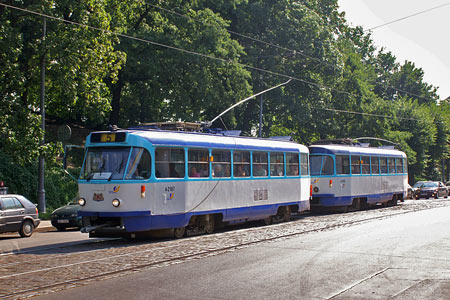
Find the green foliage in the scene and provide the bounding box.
[0,150,78,211]
[1,0,450,192]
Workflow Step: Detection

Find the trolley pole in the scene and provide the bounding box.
[38,17,46,213]
[259,94,263,138]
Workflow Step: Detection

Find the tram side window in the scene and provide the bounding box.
[125,148,151,180]
[380,157,388,173]
[212,150,231,178]
[233,151,250,177]
[371,156,380,174]
[300,153,309,175]
[270,152,284,177]
[403,158,408,173]
[287,153,299,176]
[388,158,395,174]
[395,158,403,173]
[155,148,185,178]
[252,152,268,177]
[351,156,361,175]
[336,155,350,175]
[188,149,209,178]
[361,156,370,174]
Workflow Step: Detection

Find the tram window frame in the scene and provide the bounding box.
[395,158,403,174]
[287,153,300,176]
[336,155,350,175]
[233,151,250,178]
[351,155,361,175]
[380,157,388,174]
[252,152,268,177]
[212,150,231,178]
[155,148,185,179]
[371,156,380,174]
[125,147,151,180]
[270,152,284,177]
[300,153,309,175]
[388,157,395,174]
[403,158,408,173]
[361,156,370,174]
[188,149,209,178]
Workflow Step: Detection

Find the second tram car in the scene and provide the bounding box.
[309,143,408,212]
[78,127,310,238]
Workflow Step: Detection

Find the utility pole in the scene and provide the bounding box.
[38,17,46,213]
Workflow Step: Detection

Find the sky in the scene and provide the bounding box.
[338,0,450,99]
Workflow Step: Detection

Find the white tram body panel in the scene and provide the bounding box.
[309,145,408,208]
[78,129,310,235]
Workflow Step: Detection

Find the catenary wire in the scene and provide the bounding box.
[146,2,443,103]
[364,2,450,32]
[0,2,432,123]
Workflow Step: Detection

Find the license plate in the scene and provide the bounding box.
[57,219,69,224]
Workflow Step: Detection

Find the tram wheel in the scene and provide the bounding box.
[263,216,272,226]
[204,215,215,234]
[351,198,361,211]
[282,206,291,222]
[173,227,186,239]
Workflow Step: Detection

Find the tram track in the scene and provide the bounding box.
[1,199,450,300]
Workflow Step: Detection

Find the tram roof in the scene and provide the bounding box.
[309,144,406,157]
[87,129,309,153]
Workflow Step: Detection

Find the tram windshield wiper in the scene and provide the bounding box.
[108,158,124,181]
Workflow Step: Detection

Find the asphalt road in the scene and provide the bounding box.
[0,227,93,254]
[30,204,450,300]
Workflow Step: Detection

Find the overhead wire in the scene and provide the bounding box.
[0,2,352,96]
[364,2,450,32]
[146,2,443,103]
[0,2,434,123]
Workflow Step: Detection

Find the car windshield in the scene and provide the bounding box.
[413,182,424,188]
[422,182,438,188]
[80,147,131,180]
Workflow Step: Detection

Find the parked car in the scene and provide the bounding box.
[50,201,82,231]
[0,194,40,237]
[414,181,448,199]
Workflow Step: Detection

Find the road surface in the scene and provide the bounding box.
[25,202,450,300]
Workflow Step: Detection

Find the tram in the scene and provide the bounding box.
[78,125,310,238]
[309,142,408,212]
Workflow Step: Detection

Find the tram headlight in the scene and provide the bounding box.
[78,198,86,206]
[112,198,121,207]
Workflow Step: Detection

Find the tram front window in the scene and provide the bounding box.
[310,155,334,176]
[81,147,131,181]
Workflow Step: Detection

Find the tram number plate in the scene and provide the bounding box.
[101,133,116,142]
[57,219,69,224]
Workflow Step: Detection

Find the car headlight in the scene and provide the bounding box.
[78,198,86,206]
[112,198,121,207]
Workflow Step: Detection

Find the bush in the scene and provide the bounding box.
[0,150,78,212]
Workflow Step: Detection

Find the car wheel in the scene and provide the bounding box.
[19,220,34,237]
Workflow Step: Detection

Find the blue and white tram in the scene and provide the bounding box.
[309,144,408,211]
[78,129,310,238]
